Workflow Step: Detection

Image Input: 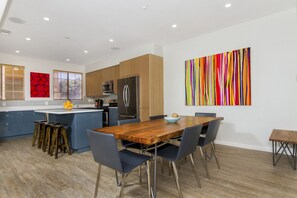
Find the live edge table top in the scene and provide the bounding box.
[93,116,223,145]
[269,129,297,144]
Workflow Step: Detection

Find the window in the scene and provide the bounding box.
[53,70,82,100]
[0,64,25,100]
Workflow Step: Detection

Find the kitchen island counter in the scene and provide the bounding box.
[35,108,102,152]
[35,108,103,114]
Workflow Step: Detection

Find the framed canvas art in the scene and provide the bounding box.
[30,72,50,97]
[185,47,251,106]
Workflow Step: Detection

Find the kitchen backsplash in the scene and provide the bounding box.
[99,94,118,105]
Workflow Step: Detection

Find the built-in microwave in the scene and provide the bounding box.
[102,80,114,94]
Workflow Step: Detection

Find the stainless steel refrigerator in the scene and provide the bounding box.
[117,76,139,120]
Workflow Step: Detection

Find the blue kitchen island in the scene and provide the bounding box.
[35,108,103,152]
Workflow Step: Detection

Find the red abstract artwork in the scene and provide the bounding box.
[30,72,50,97]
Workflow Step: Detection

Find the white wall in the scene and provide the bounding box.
[0,53,85,101]
[164,8,297,152]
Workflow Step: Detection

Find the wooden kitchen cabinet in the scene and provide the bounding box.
[86,65,119,97]
[86,54,163,121]
[86,70,101,97]
[119,54,163,121]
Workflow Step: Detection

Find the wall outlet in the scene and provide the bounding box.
[45,101,48,105]
[2,102,6,106]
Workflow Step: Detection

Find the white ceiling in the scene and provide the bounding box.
[0,0,296,66]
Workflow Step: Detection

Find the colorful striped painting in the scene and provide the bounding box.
[185,47,251,106]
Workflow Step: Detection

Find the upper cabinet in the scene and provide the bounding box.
[86,54,163,121]
[120,54,163,121]
[86,65,119,97]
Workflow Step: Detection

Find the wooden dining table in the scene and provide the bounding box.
[94,116,222,198]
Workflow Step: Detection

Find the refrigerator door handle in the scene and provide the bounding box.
[127,85,130,107]
[124,85,128,107]
[123,85,126,107]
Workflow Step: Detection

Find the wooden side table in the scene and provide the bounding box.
[269,129,297,170]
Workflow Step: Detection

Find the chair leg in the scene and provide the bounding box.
[189,154,202,188]
[160,158,164,174]
[49,128,57,156]
[199,147,210,179]
[115,171,121,186]
[119,173,127,198]
[54,128,60,159]
[47,127,52,154]
[172,162,183,198]
[38,124,45,148]
[43,126,50,152]
[146,161,151,197]
[211,142,220,169]
[168,161,172,176]
[209,141,216,159]
[94,164,101,198]
[32,123,38,146]
[139,164,142,184]
[61,128,72,155]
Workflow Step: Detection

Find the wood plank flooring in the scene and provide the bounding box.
[1,137,296,198]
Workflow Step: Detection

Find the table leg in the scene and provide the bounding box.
[153,143,157,198]
[293,144,297,170]
[272,141,275,166]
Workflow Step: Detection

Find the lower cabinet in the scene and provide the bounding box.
[0,111,45,139]
[109,107,118,126]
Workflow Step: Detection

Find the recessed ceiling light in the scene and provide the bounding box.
[172,24,177,28]
[0,29,11,35]
[43,17,50,21]
[25,37,31,41]
[15,50,20,53]
[109,39,114,42]
[84,50,88,54]
[9,17,25,24]
[142,5,147,10]
[225,3,231,8]
[66,59,70,62]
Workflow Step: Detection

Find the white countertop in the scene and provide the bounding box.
[34,108,103,114]
[0,104,95,112]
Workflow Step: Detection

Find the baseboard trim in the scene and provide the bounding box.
[215,140,271,153]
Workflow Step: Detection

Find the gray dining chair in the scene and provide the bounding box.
[197,119,221,179]
[195,112,216,134]
[118,119,143,150]
[149,125,203,198]
[195,112,217,159]
[149,114,167,120]
[86,129,152,198]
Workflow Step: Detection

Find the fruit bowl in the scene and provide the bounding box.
[63,100,74,110]
[164,116,181,123]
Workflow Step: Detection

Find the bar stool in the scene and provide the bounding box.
[50,124,72,159]
[43,122,56,153]
[32,120,46,147]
